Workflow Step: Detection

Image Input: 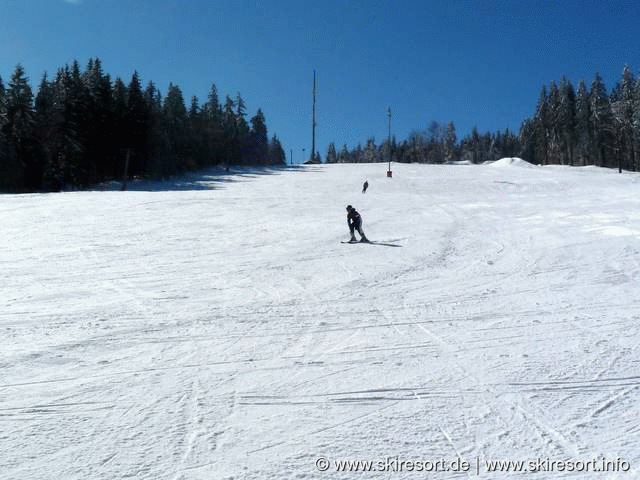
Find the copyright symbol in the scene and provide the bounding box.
[316,456,330,471]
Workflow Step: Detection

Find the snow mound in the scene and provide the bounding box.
[489,157,537,168]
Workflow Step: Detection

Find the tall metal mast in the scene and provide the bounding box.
[387,107,392,177]
[388,107,392,169]
[311,70,316,163]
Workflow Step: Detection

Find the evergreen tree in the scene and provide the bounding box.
[532,86,549,164]
[558,77,576,165]
[83,58,116,181]
[547,81,562,163]
[470,126,480,164]
[426,121,445,163]
[65,59,92,185]
[0,75,12,189]
[501,128,519,158]
[268,135,286,165]
[353,144,363,163]
[222,95,236,165]
[574,80,591,166]
[338,144,350,163]
[1,64,35,190]
[326,142,337,164]
[249,109,268,164]
[363,137,377,163]
[589,72,613,167]
[633,70,640,171]
[205,84,221,118]
[0,76,5,114]
[163,82,188,174]
[34,73,60,190]
[127,71,150,176]
[111,77,129,179]
[235,93,250,164]
[144,81,169,178]
[404,130,426,163]
[0,76,5,123]
[193,94,213,168]
[615,65,635,170]
[445,121,457,162]
[518,118,535,163]
[204,83,223,165]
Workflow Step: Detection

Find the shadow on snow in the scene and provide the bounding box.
[97,164,321,192]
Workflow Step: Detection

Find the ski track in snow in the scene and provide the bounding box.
[1,162,640,479]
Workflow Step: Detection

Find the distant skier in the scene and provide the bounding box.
[362,180,369,193]
[346,205,369,242]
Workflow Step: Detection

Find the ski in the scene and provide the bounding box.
[341,240,402,247]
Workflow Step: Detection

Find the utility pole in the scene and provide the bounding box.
[311,70,316,163]
[387,107,392,177]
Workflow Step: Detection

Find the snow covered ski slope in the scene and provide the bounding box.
[1,160,640,479]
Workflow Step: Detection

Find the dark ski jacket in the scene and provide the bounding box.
[347,208,362,229]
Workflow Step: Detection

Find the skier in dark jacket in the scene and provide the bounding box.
[346,205,369,242]
[362,180,369,193]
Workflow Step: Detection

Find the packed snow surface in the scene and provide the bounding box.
[1,161,640,479]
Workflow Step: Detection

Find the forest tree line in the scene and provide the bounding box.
[0,58,286,192]
[326,65,640,172]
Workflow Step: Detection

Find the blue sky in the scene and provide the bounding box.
[2,0,639,163]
